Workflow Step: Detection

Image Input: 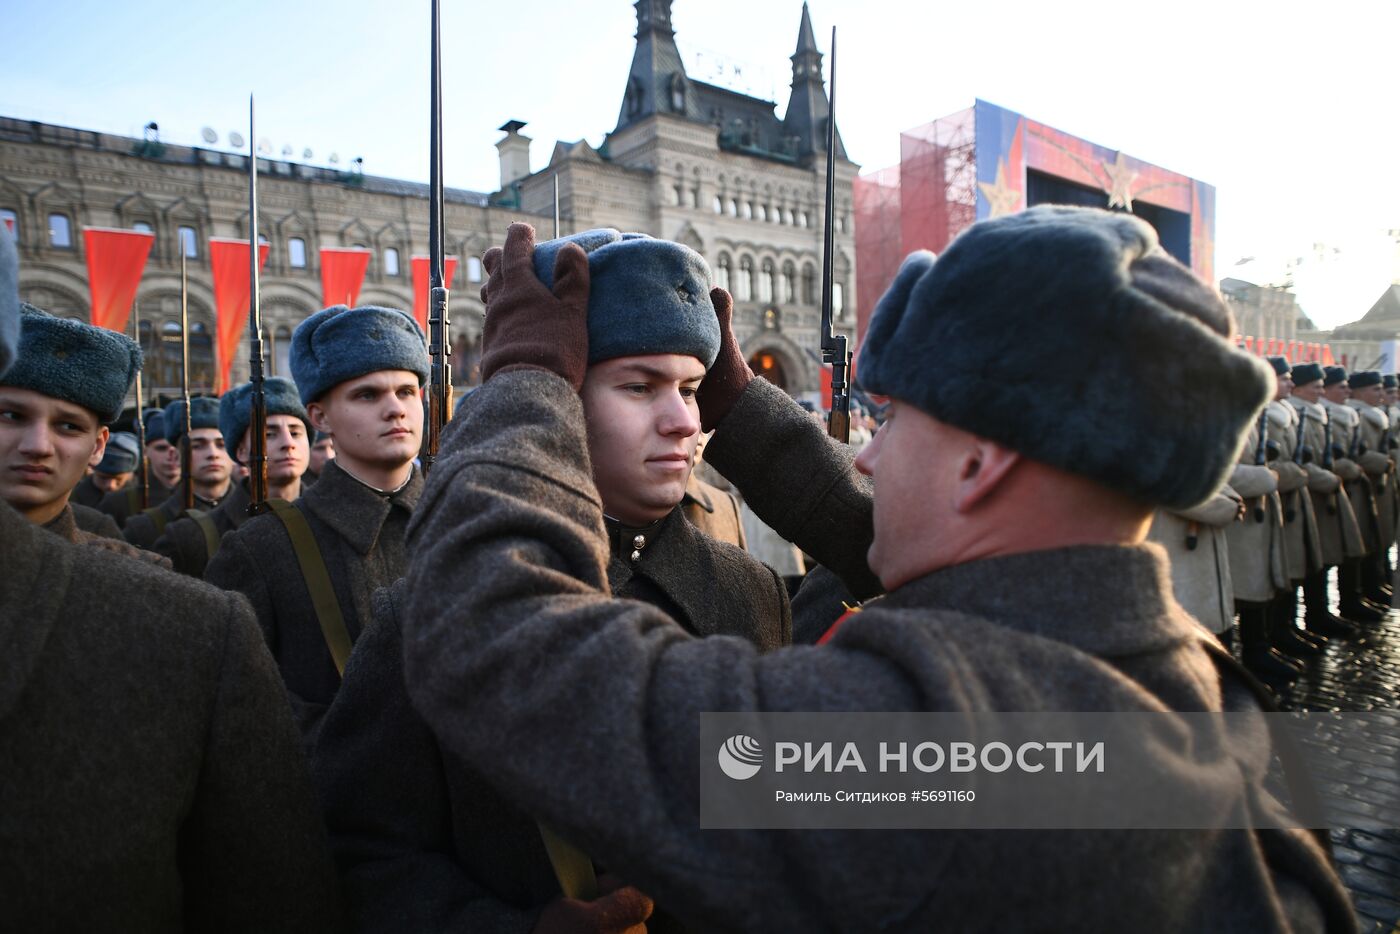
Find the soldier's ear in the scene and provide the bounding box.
[88,425,110,470]
[306,401,331,434]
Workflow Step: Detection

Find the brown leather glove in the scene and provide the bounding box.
[531,875,654,934]
[695,286,754,433]
[480,222,591,391]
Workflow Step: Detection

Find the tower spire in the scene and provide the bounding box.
[784,3,844,160]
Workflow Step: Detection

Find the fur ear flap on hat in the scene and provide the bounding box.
[1,304,141,424]
[858,205,1273,510]
[531,228,720,368]
[290,304,429,405]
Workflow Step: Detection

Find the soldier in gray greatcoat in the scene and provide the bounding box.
[153,377,311,577]
[97,407,179,527]
[0,303,162,569]
[1320,367,1385,621]
[0,225,344,932]
[123,397,235,550]
[316,230,793,932]
[204,303,429,748]
[70,430,138,508]
[398,210,1353,931]
[1344,370,1394,606]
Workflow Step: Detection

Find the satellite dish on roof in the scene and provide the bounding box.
[257,137,272,155]
[303,147,314,159]
[282,144,293,157]
[328,153,340,165]
[229,131,245,148]
[200,127,218,144]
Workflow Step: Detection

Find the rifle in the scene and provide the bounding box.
[131,300,150,509]
[247,95,269,514]
[420,0,452,476]
[818,26,850,443]
[179,251,194,511]
[1251,409,1269,522]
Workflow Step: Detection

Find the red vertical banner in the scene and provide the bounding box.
[83,228,155,333]
[210,237,270,394]
[411,255,458,334]
[320,247,372,307]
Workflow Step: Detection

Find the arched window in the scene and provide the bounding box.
[0,208,17,237]
[272,325,292,377]
[781,262,796,304]
[673,183,684,206]
[288,237,307,268]
[758,204,769,222]
[802,264,817,305]
[467,256,483,283]
[759,259,775,304]
[713,195,724,214]
[741,201,753,220]
[798,211,810,229]
[384,247,400,277]
[48,213,72,248]
[728,199,739,218]
[189,323,214,391]
[716,254,731,292]
[178,225,198,259]
[737,256,754,302]
[690,186,700,208]
[833,283,845,320]
[131,221,153,235]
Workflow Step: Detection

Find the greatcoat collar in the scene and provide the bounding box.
[605,505,724,637]
[299,459,422,556]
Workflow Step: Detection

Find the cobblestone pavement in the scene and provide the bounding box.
[1276,573,1400,932]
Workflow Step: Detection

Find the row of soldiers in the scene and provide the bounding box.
[0,209,1359,931]
[1151,358,1399,693]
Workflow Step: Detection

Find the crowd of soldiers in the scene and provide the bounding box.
[1149,360,1400,693]
[0,206,1366,931]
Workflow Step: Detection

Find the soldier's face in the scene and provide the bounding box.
[1293,379,1324,404]
[308,370,423,472]
[1324,383,1350,404]
[237,414,310,483]
[188,428,233,487]
[580,353,704,526]
[1387,388,1398,406]
[855,399,957,589]
[92,470,133,494]
[1356,384,1384,406]
[1274,374,1293,401]
[309,437,335,474]
[0,387,108,523]
[147,438,180,487]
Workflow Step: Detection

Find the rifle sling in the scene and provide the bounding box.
[266,500,353,676]
[126,486,140,515]
[180,508,222,564]
[139,505,169,536]
[536,822,599,901]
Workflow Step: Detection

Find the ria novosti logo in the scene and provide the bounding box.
[718,734,764,780]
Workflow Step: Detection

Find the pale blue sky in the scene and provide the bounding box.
[3,0,1396,328]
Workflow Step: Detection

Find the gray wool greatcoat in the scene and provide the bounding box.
[1147,485,1240,633]
[204,459,421,747]
[72,501,125,540]
[1345,399,1394,552]
[153,480,252,577]
[1293,398,1364,565]
[43,502,171,568]
[314,502,789,933]
[0,501,343,933]
[399,369,1353,934]
[1268,400,1323,581]
[1224,417,1290,605]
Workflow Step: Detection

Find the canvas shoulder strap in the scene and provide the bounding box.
[266,499,353,676]
[181,508,221,562]
[139,505,169,536]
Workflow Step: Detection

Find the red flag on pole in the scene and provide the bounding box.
[411,255,457,334]
[1321,345,1335,366]
[83,228,155,333]
[320,247,372,308]
[210,237,270,394]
